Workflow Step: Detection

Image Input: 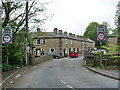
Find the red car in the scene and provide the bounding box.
[69,51,79,58]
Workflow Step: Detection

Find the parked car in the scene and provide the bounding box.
[46,52,61,59]
[91,50,98,54]
[69,51,79,58]
[91,49,107,55]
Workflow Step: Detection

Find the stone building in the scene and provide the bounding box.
[32,28,95,57]
[107,34,119,54]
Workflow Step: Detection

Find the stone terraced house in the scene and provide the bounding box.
[32,28,95,57]
[107,34,120,54]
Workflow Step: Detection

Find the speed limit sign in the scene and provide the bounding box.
[2,25,13,44]
[2,34,12,44]
[97,32,106,41]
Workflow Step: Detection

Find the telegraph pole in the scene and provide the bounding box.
[25,1,29,66]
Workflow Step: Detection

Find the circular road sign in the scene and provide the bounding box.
[3,34,12,43]
[97,32,106,41]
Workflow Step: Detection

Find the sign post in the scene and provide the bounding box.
[2,26,12,44]
[2,25,13,65]
[97,25,106,68]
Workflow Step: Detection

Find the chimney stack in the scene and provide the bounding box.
[64,31,68,36]
[53,28,58,34]
[58,30,63,34]
[69,33,72,37]
[72,34,76,37]
[76,35,80,38]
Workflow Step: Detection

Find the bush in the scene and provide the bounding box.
[2,64,14,72]
[93,52,100,56]
[111,56,120,64]
[104,53,112,56]
[87,63,94,67]
[2,64,12,72]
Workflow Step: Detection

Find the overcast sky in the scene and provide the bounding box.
[42,0,119,35]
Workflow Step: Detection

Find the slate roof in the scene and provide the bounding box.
[33,32,94,43]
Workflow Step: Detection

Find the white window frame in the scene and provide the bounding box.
[36,49,41,56]
[50,48,55,53]
[74,41,76,45]
[65,39,67,44]
[41,48,44,51]
[36,39,40,45]
[65,48,68,53]
[71,40,72,44]
[42,38,46,44]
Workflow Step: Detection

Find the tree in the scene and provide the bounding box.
[1,0,49,32]
[115,2,120,55]
[1,0,51,69]
[117,16,120,55]
[101,22,113,36]
[84,22,113,48]
[84,22,100,48]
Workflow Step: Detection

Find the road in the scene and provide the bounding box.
[6,55,118,88]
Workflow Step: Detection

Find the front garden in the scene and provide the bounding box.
[84,45,120,70]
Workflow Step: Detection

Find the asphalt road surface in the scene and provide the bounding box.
[6,55,118,89]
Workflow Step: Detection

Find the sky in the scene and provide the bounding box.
[42,0,119,35]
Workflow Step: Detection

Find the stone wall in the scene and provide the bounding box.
[32,55,53,65]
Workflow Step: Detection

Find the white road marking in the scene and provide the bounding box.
[33,66,36,68]
[23,71,26,73]
[10,81,13,84]
[82,67,84,69]
[61,80,66,84]
[15,74,21,78]
[60,80,75,90]
[0,70,19,86]
[67,85,73,88]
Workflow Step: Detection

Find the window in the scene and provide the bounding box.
[41,48,44,51]
[65,39,67,44]
[71,40,72,44]
[36,49,41,55]
[74,48,76,51]
[65,49,68,53]
[50,48,55,53]
[117,38,120,43]
[74,41,76,45]
[42,39,46,44]
[36,39,40,45]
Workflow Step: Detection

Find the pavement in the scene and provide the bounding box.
[86,66,119,80]
[1,65,33,87]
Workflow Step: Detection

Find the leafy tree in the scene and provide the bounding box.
[117,16,120,55]
[84,22,100,48]
[84,22,113,48]
[1,0,49,31]
[101,22,113,36]
[1,0,51,68]
[115,2,120,55]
